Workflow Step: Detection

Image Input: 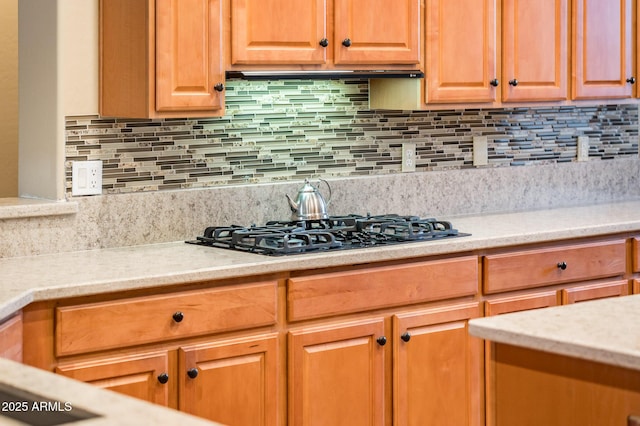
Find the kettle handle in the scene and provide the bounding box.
[318,179,332,205]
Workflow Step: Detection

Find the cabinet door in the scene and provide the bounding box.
[0,312,22,362]
[179,334,279,426]
[394,303,483,426]
[156,0,225,113]
[55,351,172,407]
[425,0,498,103]
[333,0,420,65]
[502,0,568,102]
[288,318,386,426]
[484,291,559,426]
[230,0,327,65]
[561,279,630,304]
[572,0,634,99]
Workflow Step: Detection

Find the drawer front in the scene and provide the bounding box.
[56,281,277,356]
[483,240,626,294]
[288,256,478,321]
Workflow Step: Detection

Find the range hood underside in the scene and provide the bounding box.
[225,70,425,80]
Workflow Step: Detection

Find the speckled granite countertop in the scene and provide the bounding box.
[3,200,640,424]
[468,294,640,371]
[3,200,640,321]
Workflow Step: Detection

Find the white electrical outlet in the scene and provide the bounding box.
[473,136,488,166]
[577,136,589,162]
[402,143,416,172]
[72,160,103,196]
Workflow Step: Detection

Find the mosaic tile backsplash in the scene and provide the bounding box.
[65,79,639,195]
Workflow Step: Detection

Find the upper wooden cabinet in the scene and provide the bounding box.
[100,0,225,118]
[229,0,421,68]
[502,0,569,102]
[425,0,569,105]
[230,0,327,65]
[572,0,634,99]
[333,0,420,65]
[425,0,497,104]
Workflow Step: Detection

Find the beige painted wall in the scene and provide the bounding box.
[15,0,98,200]
[0,0,19,197]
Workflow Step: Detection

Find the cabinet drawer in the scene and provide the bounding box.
[56,281,277,356]
[288,256,478,321]
[483,240,626,294]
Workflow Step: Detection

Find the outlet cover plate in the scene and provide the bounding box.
[402,143,416,172]
[577,136,589,162]
[72,160,103,196]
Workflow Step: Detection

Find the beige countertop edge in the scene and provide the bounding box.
[0,358,222,426]
[468,294,640,372]
[0,198,78,219]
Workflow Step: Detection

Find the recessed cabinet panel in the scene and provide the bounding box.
[0,312,22,362]
[394,303,483,426]
[179,334,279,426]
[560,280,630,304]
[425,0,497,103]
[55,351,172,407]
[502,0,568,102]
[288,319,386,426]
[572,0,633,99]
[230,0,327,64]
[333,0,420,65]
[156,0,225,112]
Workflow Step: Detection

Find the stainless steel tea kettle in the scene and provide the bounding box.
[286,179,332,221]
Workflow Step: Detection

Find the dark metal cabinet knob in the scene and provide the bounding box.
[319,38,329,47]
[187,368,199,379]
[557,261,568,270]
[157,373,169,384]
[172,311,184,323]
[490,79,499,87]
[627,77,636,84]
[376,336,387,346]
[342,38,352,47]
[400,332,411,342]
[509,79,519,86]
[214,83,225,92]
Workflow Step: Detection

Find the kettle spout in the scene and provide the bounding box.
[285,194,298,213]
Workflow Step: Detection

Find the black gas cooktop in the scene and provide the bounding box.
[187,214,470,256]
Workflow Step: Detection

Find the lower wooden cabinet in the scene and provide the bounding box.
[0,312,22,362]
[491,343,640,425]
[393,303,484,426]
[560,279,630,304]
[179,334,279,426]
[56,334,279,426]
[288,318,387,426]
[288,302,484,426]
[55,350,173,407]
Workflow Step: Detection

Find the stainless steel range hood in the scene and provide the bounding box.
[225,70,424,80]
